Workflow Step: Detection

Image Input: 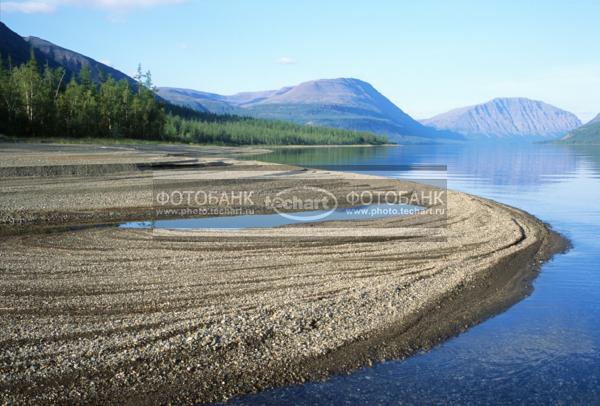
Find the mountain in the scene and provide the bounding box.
[24,36,135,85]
[158,79,464,143]
[1,22,134,85]
[586,113,600,125]
[156,89,230,114]
[0,22,62,70]
[422,98,581,139]
[559,113,600,144]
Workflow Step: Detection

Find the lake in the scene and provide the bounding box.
[219,143,600,405]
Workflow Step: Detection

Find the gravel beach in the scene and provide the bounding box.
[0,143,567,404]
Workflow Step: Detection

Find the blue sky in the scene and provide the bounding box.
[1,0,599,121]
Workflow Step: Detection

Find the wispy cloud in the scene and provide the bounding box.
[2,1,56,13]
[2,0,187,14]
[176,42,190,50]
[276,56,296,65]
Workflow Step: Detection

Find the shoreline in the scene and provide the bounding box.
[0,144,568,404]
[272,204,569,387]
[0,134,392,149]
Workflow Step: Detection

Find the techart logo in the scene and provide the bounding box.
[266,186,338,221]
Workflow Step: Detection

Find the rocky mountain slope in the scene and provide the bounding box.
[1,22,135,85]
[421,97,581,139]
[0,22,62,69]
[586,113,600,125]
[24,36,135,85]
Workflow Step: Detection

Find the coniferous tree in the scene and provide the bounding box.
[0,55,8,130]
[99,77,119,136]
[0,56,21,134]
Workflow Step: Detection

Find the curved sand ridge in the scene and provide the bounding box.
[0,145,566,404]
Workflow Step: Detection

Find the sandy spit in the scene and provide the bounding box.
[0,143,567,404]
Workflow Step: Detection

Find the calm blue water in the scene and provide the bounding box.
[120,203,422,229]
[221,143,600,405]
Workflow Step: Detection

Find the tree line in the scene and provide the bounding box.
[0,51,387,145]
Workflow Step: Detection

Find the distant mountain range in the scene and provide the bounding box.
[421,98,582,139]
[0,22,460,144]
[2,21,590,144]
[158,79,464,143]
[559,112,600,144]
[1,22,135,85]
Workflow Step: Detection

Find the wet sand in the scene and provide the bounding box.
[0,143,567,404]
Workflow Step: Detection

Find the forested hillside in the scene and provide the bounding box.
[559,120,600,145]
[0,52,386,145]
